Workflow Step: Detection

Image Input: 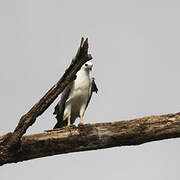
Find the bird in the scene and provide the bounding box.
[53,61,98,129]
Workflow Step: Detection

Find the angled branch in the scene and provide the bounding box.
[1,112,180,166]
[0,38,92,150]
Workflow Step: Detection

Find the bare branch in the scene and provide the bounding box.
[1,39,180,168]
[1,38,92,150]
[1,112,180,166]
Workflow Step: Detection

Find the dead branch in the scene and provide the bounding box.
[0,112,180,166]
[0,38,92,164]
[1,39,180,167]
[1,38,91,149]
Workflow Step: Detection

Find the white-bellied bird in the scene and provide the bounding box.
[53,61,98,128]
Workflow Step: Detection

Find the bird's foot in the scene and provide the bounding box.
[66,123,71,128]
[79,122,84,126]
[79,117,84,125]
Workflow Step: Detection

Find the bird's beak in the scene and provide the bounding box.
[89,64,93,71]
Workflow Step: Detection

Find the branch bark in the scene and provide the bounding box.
[0,38,92,166]
[0,38,92,150]
[1,112,180,166]
[1,39,180,167]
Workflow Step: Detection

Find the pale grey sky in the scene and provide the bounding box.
[1,0,180,179]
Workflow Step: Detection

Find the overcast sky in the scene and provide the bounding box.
[1,0,180,179]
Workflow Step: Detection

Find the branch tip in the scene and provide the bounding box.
[80,37,84,47]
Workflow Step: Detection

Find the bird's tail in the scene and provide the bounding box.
[53,104,67,129]
[53,120,68,129]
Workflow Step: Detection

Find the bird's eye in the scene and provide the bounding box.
[85,64,88,67]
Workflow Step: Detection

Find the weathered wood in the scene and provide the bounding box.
[0,38,92,150]
[0,112,180,166]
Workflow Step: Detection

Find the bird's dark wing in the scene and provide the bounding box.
[53,82,73,129]
[86,77,98,109]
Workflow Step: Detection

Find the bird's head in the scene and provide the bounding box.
[82,61,93,71]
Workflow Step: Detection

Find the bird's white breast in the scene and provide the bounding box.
[71,69,90,100]
[64,68,91,118]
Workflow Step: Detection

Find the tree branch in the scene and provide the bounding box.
[1,38,92,150]
[1,39,180,167]
[1,112,180,166]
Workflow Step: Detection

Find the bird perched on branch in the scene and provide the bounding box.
[53,61,98,128]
